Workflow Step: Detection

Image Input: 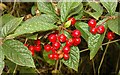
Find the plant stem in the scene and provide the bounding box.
[55,60,59,73]
[10,0,16,14]
[13,65,17,75]
[35,68,40,74]
[98,40,110,75]
[59,60,62,72]
[92,59,96,75]
[80,39,120,53]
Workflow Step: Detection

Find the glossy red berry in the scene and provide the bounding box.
[90,27,97,35]
[107,32,115,40]
[34,39,41,45]
[73,38,81,46]
[68,17,76,25]
[52,42,61,50]
[53,53,59,60]
[64,53,69,60]
[34,45,41,52]
[28,45,34,51]
[44,44,51,52]
[66,38,74,46]
[24,44,29,47]
[97,25,105,34]
[48,54,54,60]
[88,19,96,28]
[63,46,70,54]
[72,30,81,38]
[58,34,67,43]
[48,34,57,43]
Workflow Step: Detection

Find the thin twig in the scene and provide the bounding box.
[92,59,96,75]
[13,65,17,75]
[98,40,110,75]
[79,39,120,53]
[10,0,16,14]
[59,60,62,72]
[35,68,40,74]
[54,60,59,73]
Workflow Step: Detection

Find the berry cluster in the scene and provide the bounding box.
[24,39,41,56]
[88,19,105,35]
[44,29,81,60]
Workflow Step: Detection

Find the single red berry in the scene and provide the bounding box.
[68,17,76,25]
[88,19,96,28]
[34,45,41,52]
[66,38,74,46]
[97,25,105,34]
[63,46,70,54]
[64,53,69,60]
[34,39,41,45]
[73,38,81,46]
[44,44,51,52]
[52,42,61,50]
[90,27,97,35]
[24,44,29,47]
[72,30,81,38]
[48,54,54,60]
[28,45,34,51]
[53,53,59,60]
[58,34,67,43]
[107,32,115,40]
[48,34,57,43]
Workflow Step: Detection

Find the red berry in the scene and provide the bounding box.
[90,27,97,35]
[24,44,29,47]
[48,54,54,60]
[28,45,34,51]
[73,38,81,46]
[53,53,59,60]
[44,44,51,52]
[72,30,81,38]
[97,25,105,34]
[48,34,57,43]
[58,34,67,43]
[66,38,74,46]
[88,19,96,28]
[52,42,61,50]
[68,17,76,25]
[34,45,41,52]
[34,39,41,45]
[107,32,115,40]
[64,53,69,60]
[63,46,70,54]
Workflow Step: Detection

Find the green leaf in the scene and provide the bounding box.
[85,2,103,20]
[64,20,71,28]
[75,22,90,42]
[7,14,58,38]
[43,50,55,65]
[0,46,4,75]
[59,1,81,22]
[107,18,120,36]
[0,14,15,26]
[62,46,80,71]
[74,9,84,20]
[2,40,35,67]
[100,0,118,15]
[37,0,57,17]
[62,31,80,71]
[31,6,37,15]
[1,17,23,37]
[88,18,108,60]
[26,34,38,40]
[19,66,37,74]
